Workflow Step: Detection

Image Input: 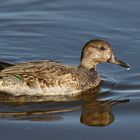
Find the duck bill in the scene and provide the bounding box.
[108,55,130,69]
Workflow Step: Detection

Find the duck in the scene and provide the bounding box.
[0,39,130,96]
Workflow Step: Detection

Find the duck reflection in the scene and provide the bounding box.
[0,86,129,127]
[81,100,115,127]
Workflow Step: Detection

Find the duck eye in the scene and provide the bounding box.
[100,46,106,51]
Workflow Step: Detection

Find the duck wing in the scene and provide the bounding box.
[0,60,79,89]
[0,61,82,95]
[0,60,74,77]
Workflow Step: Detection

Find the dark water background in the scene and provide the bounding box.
[0,0,140,139]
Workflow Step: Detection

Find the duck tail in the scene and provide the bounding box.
[0,62,14,70]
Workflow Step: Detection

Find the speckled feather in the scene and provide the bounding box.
[0,60,100,96]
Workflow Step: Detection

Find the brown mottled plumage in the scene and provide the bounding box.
[0,39,130,96]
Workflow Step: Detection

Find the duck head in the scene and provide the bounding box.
[80,39,130,69]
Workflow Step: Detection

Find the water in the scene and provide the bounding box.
[0,0,140,139]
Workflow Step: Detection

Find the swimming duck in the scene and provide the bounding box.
[0,39,129,96]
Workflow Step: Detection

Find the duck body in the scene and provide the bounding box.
[0,39,129,96]
[0,60,100,96]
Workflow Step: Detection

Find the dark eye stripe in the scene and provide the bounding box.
[100,46,106,51]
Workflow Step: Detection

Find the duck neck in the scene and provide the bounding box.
[79,59,97,71]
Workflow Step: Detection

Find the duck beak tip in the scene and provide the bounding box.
[116,58,130,69]
[109,57,130,70]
